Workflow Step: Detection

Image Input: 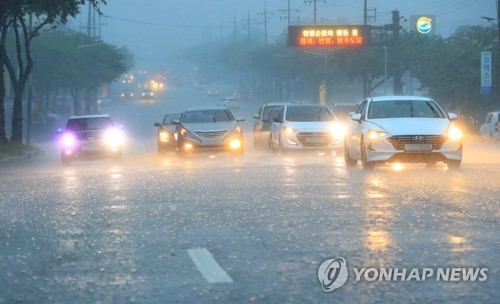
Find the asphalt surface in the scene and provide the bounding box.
[0,84,499,303]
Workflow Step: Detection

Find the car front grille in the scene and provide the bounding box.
[195,130,229,138]
[296,132,333,146]
[387,135,447,150]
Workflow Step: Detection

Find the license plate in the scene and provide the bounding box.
[306,137,325,143]
[404,144,432,152]
[82,144,101,151]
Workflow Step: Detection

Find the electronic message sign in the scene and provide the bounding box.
[288,25,371,48]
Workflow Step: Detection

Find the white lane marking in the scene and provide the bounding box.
[188,248,233,283]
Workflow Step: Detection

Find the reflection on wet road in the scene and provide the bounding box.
[0,141,499,303]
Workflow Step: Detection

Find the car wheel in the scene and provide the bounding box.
[253,135,259,149]
[277,135,285,155]
[157,144,167,155]
[61,153,71,165]
[270,135,277,154]
[361,138,375,170]
[344,140,357,167]
[425,161,436,168]
[113,151,123,162]
[446,160,461,169]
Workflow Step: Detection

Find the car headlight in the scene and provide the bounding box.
[179,127,194,138]
[62,133,76,147]
[331,122,346,139]
[368,129,388,139]
[283,126,296,135]
[229,138,242,149]
[159,131,169,142]
[447,126,463,141]
[104,128,124,147]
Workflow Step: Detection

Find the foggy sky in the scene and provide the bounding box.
[77,0,493,69]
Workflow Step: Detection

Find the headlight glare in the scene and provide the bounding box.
[62,133,75,147]
[448,127,463,141]
[229,139,242,149]
[283,126,296,135]
[159,131,169,142]
[331,122,347,138]
[368,129,388,139]
[104,128,124,147]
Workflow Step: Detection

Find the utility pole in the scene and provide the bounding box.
[233,14,237,41]
[87,0,91,36]
[247,10,251,39]
[305,0,326,25]
[288,0,291,27]
[264,2,268,45]
[258,2,272,44]
[364,0,367,25]
[392,10,403,95]
[497,0,500,104]
[279,1,299,27]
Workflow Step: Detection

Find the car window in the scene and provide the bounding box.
[356,100,367,118]
[262,106,283,121]
[183,110,234,123]
[367,100,445,119]
[66,117,113,131]
[285,106,334,122]
[163,113,181,125]
[485,113,493,123]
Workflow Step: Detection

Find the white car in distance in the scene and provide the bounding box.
[269,104,345,154]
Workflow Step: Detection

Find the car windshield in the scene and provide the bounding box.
[285,106,334,122]
[367,100,446,119]
[183,109,234,123]
[65,117,113,131]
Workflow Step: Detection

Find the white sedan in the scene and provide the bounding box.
[270,104,345,153]
[344,96,463,169]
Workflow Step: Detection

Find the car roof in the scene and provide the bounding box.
[368,95,433,102]
[184,106,228,111]
[262,102,295,107]
[285,104,331,108]
[69,114,111,119]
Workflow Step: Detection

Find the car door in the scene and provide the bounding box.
[480,112,496,137]
[348,100,368,159]
[270,107,285,147]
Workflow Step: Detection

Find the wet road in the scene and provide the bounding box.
[0,85,499,303]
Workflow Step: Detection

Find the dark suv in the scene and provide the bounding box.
[58,114,124,164]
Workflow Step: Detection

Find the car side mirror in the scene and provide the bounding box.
[154,122,162,127]
[351,113,362,121]
[273,117,283,123]
[448,113,458,120]
[253,114,259,119]
[171,120,180,125]
[237,117,245,122]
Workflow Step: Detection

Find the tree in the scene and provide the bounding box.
[31,31,128,116]
[0,0,106,144]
